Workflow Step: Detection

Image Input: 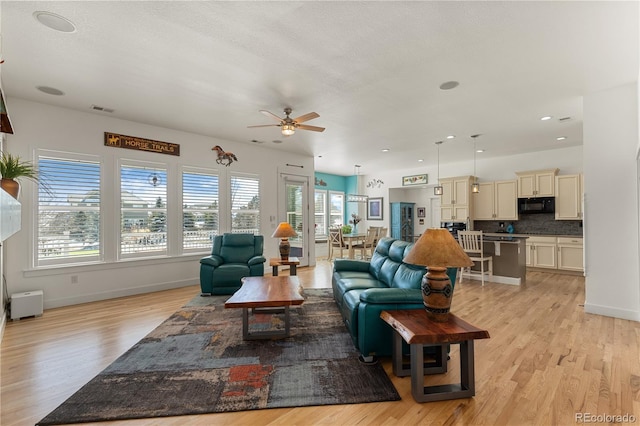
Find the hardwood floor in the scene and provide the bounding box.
[2,260,639,425]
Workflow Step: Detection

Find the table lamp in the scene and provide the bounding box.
[272,222,297,260]
[404,228,473,322]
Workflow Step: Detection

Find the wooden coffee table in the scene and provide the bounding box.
[224,276,304,340]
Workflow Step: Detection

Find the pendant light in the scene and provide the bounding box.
[434,141,443,195]
[471,134,480,193]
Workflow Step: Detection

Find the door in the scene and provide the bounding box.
[280,174,309,266]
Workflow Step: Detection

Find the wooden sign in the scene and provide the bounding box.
[104,132,180,156]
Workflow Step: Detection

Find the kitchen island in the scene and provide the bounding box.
[468,233,528,285]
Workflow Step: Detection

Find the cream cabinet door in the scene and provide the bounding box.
[441,206,454,222]
[473,182,495,220]
[533,243,557,268]
[495,180,518,220]
[557,237,584,271]
[517,174,536,197]
[526,242,533,267]
[555,174,582,220]
[440,179,454,205]
[535,172,556,197]
[453,178,469,205]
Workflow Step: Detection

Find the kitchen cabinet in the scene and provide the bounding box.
[390,202,414,242]
[473,180,518,221]
[526,236,557,269]
[555,174,583,220]
[440,176,474,223]
[516,169,558,197]
[557,237,584,271]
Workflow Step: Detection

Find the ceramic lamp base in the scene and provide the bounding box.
[421,266,453,322]
[279,238,290,260]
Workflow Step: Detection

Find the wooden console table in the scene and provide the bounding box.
[380,310,490,402]
[269,257,300,276]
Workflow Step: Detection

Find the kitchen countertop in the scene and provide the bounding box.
[485,232,583,239]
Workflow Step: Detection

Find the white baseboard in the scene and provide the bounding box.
[43,278,199,310]
[0,308,6,342]
[584,303,640,322]
[460,274,521,286]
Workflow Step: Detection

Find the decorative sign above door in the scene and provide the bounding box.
[104,132,180,156]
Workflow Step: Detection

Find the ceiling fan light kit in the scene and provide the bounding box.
[281,124,295,136]
[248,107,325,136]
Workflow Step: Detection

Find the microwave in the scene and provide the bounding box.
[518,197,555,214]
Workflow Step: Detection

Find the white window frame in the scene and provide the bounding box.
[181,166,219,253]
[229,172,260,235]
[118,159,168,260]
[35,150,103,268]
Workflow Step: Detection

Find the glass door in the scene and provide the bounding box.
[280,174,309,266]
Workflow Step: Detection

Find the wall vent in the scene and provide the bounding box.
[90,105,114,113]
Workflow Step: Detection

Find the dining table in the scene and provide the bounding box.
[341,232,367,259]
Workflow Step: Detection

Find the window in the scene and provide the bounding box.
[314,190,327,237]
[329,191,345,227]
[120,164,167,257]
[37,153,101,266]
[230,173,260,234]
[183,169,219,251]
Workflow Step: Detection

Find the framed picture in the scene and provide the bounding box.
[367,197,383,220]
[417,207,426,218]
[402,174,428,186]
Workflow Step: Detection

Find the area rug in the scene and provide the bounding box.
[37,288,400,425]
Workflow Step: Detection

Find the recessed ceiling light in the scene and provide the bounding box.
[439,81,460,90]
[33,11,76,33]
[36,86,65,96]
[540,116,553,121]
[418,159,424,162]
[381,148,390,152]
[446,135,455,139]
[556,136,567,141]
[476,149,485,153]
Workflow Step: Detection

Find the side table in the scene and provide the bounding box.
[270,257,300,276]
[380,309,490,402]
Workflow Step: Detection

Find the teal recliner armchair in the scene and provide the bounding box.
[199,233,266,295]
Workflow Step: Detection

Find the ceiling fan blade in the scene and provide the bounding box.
[297,124,325,132]
[292,112,319,123]
[260,110,284,122]
[248,124,280,128]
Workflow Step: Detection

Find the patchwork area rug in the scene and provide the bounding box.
[37,288,400,425]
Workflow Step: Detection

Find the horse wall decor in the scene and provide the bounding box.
[211,145,238,167]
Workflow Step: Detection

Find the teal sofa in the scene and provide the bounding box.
[332,237,457,361]
[199,233,266,295]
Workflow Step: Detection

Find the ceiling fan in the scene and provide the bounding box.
[248,107,325,136]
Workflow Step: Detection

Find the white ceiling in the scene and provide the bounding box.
[1,1,638,176]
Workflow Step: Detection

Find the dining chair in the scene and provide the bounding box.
[376,227,388,242]
[352,227,378,260]
[328,228,348,260]
[457,230,493,286]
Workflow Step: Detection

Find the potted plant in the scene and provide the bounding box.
[0,152,39,199]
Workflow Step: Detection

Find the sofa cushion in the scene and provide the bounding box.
[378,258,401,287]
[335,277,386,297]
[391,263,426,289]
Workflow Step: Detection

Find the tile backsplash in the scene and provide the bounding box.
[473,214,583,236]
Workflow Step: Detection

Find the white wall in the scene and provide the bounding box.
[583,83,640,321]
[4,98,315,309]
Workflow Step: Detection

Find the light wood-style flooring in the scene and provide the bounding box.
[2,260,639,425]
